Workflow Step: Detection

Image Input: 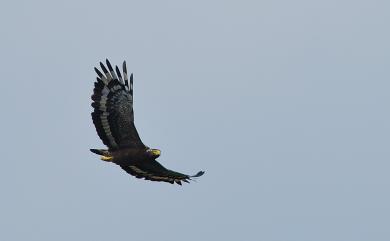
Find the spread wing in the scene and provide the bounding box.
[120,160,205,185]
[91,59,145,150]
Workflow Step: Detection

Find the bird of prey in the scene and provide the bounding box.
[90,59,204,185]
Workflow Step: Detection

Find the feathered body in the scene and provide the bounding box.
[90,59,204,185]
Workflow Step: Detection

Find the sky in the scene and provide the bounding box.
[1,0,389,240]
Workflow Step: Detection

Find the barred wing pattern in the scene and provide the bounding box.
[120,161,205,185]
[91,59,145,150]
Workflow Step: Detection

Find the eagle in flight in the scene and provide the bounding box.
[90,59,204,185]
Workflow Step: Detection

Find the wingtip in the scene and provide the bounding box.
[106,59,114,71]
[192,171,205,178]
[99,62,108,73]
[123,61,127,73]
[115,65,122,76]
[94,67,103,77]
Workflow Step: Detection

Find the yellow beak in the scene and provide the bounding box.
[152,149,161,156]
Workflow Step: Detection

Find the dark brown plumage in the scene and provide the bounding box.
[90,59,204,185]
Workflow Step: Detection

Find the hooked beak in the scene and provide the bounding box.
[150,149,161,157]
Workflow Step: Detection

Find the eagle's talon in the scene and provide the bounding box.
[100,156,113,162]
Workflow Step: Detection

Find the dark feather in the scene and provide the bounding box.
[123,61,127,75]
[129,73,133,96]
[123,61,129,91]
[106,59,114,72]
[99,62,109,75]
[192,171,205,177]
[91,59,144,150]
[106,59,118,80]
[120,159,205,185]
[91,111,115,148]
[90,149,109,156]
[94,67,103,78]
[115,65,123,83]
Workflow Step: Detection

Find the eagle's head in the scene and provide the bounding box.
[146,148,161,159]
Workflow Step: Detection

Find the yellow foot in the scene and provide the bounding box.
[100,156,113,162]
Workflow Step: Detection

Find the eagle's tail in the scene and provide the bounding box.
[90,149,110,156]
[90,149,113,162]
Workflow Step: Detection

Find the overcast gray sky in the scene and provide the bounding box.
[1,0,389,240]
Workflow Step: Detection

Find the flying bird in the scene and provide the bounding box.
[90,59,204,185]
